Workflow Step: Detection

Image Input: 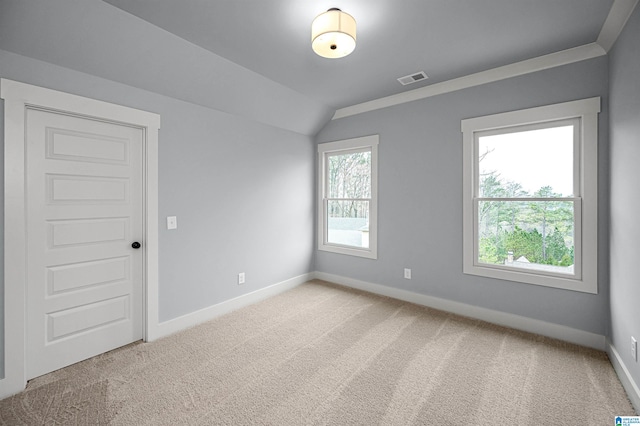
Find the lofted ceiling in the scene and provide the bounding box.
[103,0,613,110]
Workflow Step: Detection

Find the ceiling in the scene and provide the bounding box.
[103,0,613,110]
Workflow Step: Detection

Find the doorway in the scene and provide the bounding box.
[1,79,161,398]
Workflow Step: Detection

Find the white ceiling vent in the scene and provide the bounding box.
[397,71,428,86]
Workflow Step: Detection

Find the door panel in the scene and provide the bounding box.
[26,109,143,380]
[48,174,129,203]
[48,217,129,247]
[46,129,129,164]
[47,295,130,341]
[47,257,129,294]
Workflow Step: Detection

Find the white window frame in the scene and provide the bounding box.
[318,135,378,259]
[461,98,600,293]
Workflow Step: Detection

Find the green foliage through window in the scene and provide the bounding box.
[478,177,574,268]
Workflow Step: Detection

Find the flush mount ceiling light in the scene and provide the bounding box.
[312,8,356,59]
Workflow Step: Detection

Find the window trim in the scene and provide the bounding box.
[318,135,379,259]
[461,98,600,293]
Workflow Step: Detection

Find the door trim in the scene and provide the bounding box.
[1,79,161,398]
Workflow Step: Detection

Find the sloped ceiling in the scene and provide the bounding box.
[0,0,628,135]
[103,0,613,109]
[0,0,334,135]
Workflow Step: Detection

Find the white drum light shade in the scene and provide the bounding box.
[312,8,356,59]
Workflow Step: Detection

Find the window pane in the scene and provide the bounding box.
[478,125,574,198]
[327,150,371,199]
[327,200,370,248]
[478,200,575,275]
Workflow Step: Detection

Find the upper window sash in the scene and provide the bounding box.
[473,118,581,199]
[324,147,372,200]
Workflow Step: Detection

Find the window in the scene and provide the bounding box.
[318,135,378,259]
[462,98,600,293]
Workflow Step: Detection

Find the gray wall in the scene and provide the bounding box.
[0,0,324,381]
[0,0,333,136]
[316,57,610,335]
[0,49,316,377]
[609,5,640,389]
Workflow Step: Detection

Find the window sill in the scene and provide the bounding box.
[463,263,597,294]
[318,244,377,259]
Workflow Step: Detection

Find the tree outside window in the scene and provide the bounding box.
[318,135,378,259]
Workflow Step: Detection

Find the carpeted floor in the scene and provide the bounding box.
[0,280,636,425]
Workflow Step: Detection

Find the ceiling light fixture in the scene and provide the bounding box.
[311,8,356,59]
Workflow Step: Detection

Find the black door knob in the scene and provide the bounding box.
[131,242,141,249]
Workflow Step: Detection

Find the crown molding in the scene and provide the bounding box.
[596,0,639,52]
[332,43,606,120]
[333,0,639,121]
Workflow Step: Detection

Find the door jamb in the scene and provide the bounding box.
[0,79,161,398]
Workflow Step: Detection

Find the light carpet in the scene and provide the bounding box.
[0,280,636,425]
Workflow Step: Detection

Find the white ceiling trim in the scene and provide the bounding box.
[596,0,639,52]
[332,43,606,120]
[333,0,639,121]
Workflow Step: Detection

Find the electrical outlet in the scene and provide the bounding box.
[404,268,412,279]
[238,272,245,285]
[632,336,637,362]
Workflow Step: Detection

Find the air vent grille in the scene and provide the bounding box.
[397,71,429,86]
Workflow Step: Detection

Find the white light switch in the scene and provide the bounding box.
[167,216,177,230]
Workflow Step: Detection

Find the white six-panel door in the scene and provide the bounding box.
[25,108,143,379]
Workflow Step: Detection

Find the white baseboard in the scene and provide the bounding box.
[607,341,640,413]
[1,273,309,399]
[313,271,606,350]
[149,273,312,341]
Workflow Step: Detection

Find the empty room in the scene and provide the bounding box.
[0,0,639,424]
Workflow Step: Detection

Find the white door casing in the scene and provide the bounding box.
[1,79,161,398]
[26,109,144,379]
